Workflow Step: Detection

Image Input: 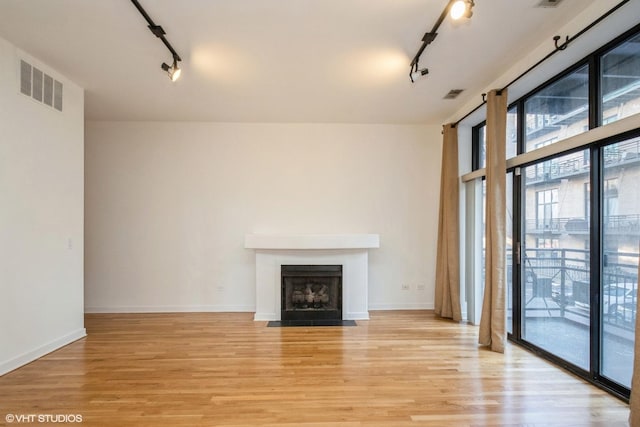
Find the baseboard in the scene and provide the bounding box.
[85,305,255,314]
[0,328,87,376]
[345,311,370,320]
[368,303,434,310]
[86,304,433,315]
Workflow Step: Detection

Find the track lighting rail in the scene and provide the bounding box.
[130,0,182,79]
[409,0,474,82]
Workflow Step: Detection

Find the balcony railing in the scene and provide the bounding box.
[516,248,639,331]
[524,138,640,184]
[525,157,588,184]
[525,215,640,235]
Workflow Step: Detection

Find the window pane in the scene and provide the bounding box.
[482,179,486,286]
[478,125,486,169]
[601,136,640,388]
[522,149,591,370]
[507,106,518,159]
[476,106,517,169]
[525,65,589,152]
[601,33,640,125]
[507,172,513,334]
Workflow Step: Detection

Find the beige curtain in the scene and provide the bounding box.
[434,124,462,321]
[479,89,508,353]
[629,242,640,426]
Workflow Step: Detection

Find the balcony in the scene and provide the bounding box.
[508,248,638,380]
[522,248,638,318]
[524,138,640,185]
[525,214,640,236]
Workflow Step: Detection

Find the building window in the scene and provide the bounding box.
[536,189,558,230]
[536,238,559,248]
[536,238,559,258]
[604,178,619,217]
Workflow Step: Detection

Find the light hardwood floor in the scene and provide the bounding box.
[0,311,630,426]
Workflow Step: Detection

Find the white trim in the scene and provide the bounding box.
[0,328,86,376]
[461,113,640,183]
[85,305,254,313]
[244,234,380,250]
[346,311,370,320]
[369,303,434,310]
[253,313,278,321]
[461,168,485,183]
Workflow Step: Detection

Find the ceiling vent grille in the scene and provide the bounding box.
[444,89,464,99]
[20,59,63,112]
[536,0,564,7]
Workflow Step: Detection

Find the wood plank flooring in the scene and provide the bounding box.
[0,311,631,426]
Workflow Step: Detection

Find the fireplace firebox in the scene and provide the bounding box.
[281,265,342,323]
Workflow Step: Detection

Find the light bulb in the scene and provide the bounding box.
[170,65,181,82]
[410,68,429,82]
[162,59,182,82]
[450,1,466,20]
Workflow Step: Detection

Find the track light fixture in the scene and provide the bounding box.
[131,0,183,82]
[162,56,182,82]
[410,66,429,83]
[409,0,476,82]
[450,0,474,20]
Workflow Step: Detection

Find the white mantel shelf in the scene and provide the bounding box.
[244,234,380,250]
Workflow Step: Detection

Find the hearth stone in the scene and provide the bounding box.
[267,320,357,327]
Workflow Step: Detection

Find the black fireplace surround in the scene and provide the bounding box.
[281,265,342,323]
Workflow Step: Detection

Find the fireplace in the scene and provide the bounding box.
[245,233,379,321]
[281,265,342,323]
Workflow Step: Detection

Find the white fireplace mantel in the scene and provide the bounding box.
[245,234,380,321]
[244,234,379,250]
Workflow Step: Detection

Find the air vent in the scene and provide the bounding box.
[444,89,464,99]
[19,59,63,112]
[20,60,31,96]
[43,74,54,107]
[536,0,564,7]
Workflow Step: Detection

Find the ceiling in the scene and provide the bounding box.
[0,0,596,124]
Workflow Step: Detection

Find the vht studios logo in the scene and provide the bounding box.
[5,414,83,423]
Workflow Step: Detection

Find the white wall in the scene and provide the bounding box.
[0,37,85,375]
[85,122,441,312]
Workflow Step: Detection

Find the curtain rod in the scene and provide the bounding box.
[452,0,631,127]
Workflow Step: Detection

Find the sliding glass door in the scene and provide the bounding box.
[520,150,591,370]
[600,136,640,388]
[468,24,640,398]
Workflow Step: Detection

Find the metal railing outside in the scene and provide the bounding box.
[524,215,640,235]
[520,248,639,330]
